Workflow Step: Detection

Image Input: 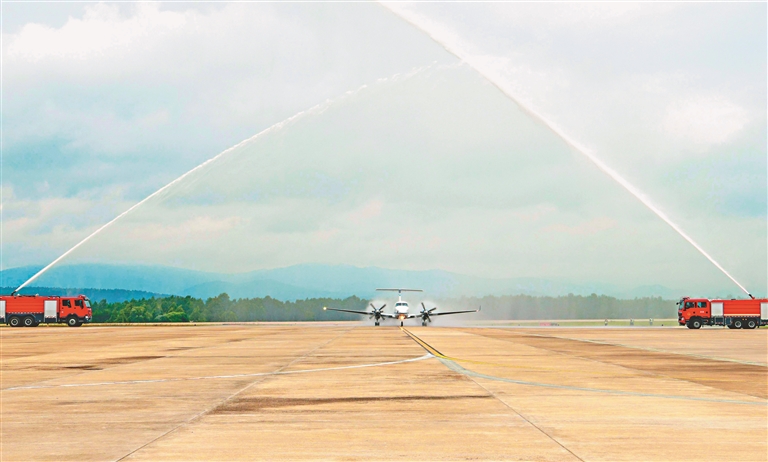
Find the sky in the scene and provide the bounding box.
[2,2,766,296]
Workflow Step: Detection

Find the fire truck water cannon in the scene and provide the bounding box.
[1,294,92,327]
[677,296,767,329]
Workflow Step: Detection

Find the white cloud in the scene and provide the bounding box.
[7,3,189,62]
[347,200,384,225]
[663,95,749,146]
[545,217,617,236]
[486,2,651,30]
[1,186,133,267]
[126,216,242,243]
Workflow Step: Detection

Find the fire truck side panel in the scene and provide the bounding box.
[44,300,57,319]
[5,297,48,324]
[11,296,46,314]
[0,300,5,322]
[711,302,723,317]
[5,296,48,325]
[718,299,762,318]
[762,302,768,321]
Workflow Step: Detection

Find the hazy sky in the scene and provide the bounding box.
[3,2,766,295]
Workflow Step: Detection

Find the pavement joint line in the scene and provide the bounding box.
[459,364,585,462]
[400,328,584,461]
[403,328,768,407]
[114,327,354,462]
[466,329,768,391]
[3,354,433,392]
[521,331,768,367]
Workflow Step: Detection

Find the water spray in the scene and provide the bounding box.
[12,67,433,295]
[13,103,342,295]
[380,2,753,298]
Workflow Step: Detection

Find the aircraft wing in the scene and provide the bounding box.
[323,307,373,316]
[430,309,480,316]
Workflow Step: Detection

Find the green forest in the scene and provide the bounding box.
[91,294,365,323]
[90,293,675,323]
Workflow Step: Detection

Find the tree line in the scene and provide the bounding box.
[91,294,364,323]
[89,292,675,323]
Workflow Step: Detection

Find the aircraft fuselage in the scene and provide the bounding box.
[394,300,409,319]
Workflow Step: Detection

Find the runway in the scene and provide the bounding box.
[1,324,766,461]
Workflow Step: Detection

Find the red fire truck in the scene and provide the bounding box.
[677,296,767,329]
[0,294,92,327]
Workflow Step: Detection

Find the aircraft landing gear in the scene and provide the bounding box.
[374,321,380,326]
[422,321,427,327]
[400,321,404,327]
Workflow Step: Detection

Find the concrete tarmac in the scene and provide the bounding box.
[1,324,766,461]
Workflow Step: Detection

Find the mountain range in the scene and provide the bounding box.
[0,263,685,301]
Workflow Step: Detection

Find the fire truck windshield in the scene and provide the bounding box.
[84,300,91,308]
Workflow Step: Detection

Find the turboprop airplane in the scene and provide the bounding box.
[323,288,479,327]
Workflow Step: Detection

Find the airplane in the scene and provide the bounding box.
[323,288,479,327]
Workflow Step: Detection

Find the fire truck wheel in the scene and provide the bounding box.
[690,318,702,329]
[746,319,757,329]
[8,316,21,327]
[23,316,35,327]
[733,319,743,329]
[67,316,79,327]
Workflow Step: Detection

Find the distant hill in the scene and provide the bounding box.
[0,287,164,303]
[182,279,346,300]
[0,263,688,301]
[0,264,217,295]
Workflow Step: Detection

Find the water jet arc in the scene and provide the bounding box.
[12,99,339,294]
[381,2,752,298]
[12,68,432,294]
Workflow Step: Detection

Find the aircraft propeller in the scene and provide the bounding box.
[368,303,387,321]
[419,302,438,325]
